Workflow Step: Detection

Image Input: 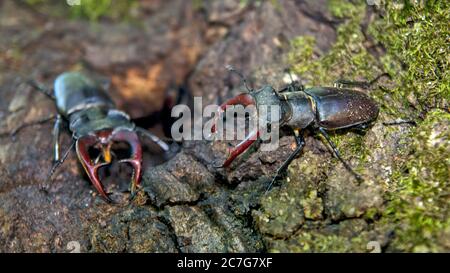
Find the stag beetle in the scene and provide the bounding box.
[25,72,170,202]
[212,66,389,191]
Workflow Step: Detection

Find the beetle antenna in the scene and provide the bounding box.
[226,65,252,92]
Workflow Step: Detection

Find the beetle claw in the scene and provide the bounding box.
[75,129,142,202]
[220,129,259,167]
[211,94,258,167]
[76,135,112,202]
[211,93,256,134]
[110,130,142,196]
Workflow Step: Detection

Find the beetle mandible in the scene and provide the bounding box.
[26,72,170,202]
[212,66,389,190]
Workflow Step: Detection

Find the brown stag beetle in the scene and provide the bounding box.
[22,72,173,202]
[212,66,391,191]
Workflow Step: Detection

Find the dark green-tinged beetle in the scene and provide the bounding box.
[28,72,170,202]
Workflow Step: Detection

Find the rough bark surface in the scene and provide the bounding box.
[0,0,448,253]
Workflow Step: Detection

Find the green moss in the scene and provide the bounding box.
[368,1,449,111]
[364,207,380,221]
[23,0,139,22]
[289,0,449,114]
[282,0,449,253]
[328,0,364,19]
[288,1,380,87]
[287,0,448,164]
[70,0,139,21]
[301,190,323,220]
[24,0,47,5]
[192,0,204,11]
[383,109,450,252]
[254,151,333,239]
[253,189,305,238]
[285,232,351,253]
[288,1,406,124]
[269,231,372,253]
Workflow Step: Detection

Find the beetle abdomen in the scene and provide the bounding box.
[304,87,379,130]
[54,72,114,116]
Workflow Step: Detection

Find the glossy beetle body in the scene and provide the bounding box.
[30,72,169,202]
[212,70,382,188]
[54,72,114,116]
[54,73,135,138]
[257,85,379,131]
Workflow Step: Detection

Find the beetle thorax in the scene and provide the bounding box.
[69,107,134,139]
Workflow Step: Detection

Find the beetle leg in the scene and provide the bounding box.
[383,119,417,126]
[52,114,63,162]
[76,136,112,202]
[135,127,170,152]
[334,79,371,89]
[48,140,74,178]
[334,73,391,89]
[109,130,143,197]
[41,140,75,193]
[350,122,373,135]
[278,81,304,93]
[318,127,363,183]
[266,129,305,193]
